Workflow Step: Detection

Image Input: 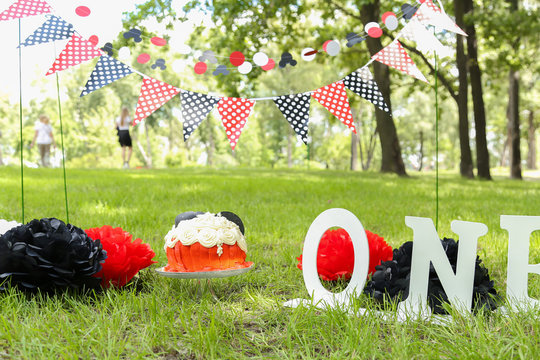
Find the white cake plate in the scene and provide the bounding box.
[156,263,254,279]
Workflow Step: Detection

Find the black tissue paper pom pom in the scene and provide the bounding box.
[364,238,498,314]
[0,218,107,292]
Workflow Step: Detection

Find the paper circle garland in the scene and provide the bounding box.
[261,58,275,71]
[382,11,398,31]
[323,40,340,56]
[238,61,253,74]
[137,53,151,64]
[118,46,131,60]
[194,61,207,74]
[88,35,99,46]
[365,22,383,38]
[151,37,167,47]
[75,6,91,17]
[229,51,245,66]
[253,52,269,66]
[301,48,317,61]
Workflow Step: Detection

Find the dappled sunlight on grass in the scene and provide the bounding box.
[1,166,539,358]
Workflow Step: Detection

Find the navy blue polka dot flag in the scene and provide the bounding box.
[80,55,133,97]
[181,91,220,141]
[20,15,74,47]
[343,67,390,112]
[273,94,311,145]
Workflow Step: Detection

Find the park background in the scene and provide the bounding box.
[0,0,539,359]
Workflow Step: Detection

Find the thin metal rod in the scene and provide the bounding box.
[18,19,25,223]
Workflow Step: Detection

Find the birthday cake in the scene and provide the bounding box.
[163,211,252,272]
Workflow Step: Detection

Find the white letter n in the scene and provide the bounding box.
[397,217,488,318]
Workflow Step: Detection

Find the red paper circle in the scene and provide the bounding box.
[367,27,383,38]
[88,35,99,46]
[75,6,91,17]
[137,53,151,64]
[151,37,167,47]
[322,40,332,52]
[229,51,245,67]
[261,58,275,71]
[194,62,207,74]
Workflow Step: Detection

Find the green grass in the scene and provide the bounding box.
[0,166,539,359]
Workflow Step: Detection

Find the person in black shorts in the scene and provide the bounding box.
[116,107,133,169]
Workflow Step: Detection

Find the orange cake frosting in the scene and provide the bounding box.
[163,212,252,272]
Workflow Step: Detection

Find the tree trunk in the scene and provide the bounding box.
[527,110,536,170]
[508,69,522,179]
[144,122,153,168]
[351,131,359,171]
[418,131,424,171]
[359,0,406,176]
[0,130,4,166]
[464,0,491,180]
[287,130,293,168]
[454,0,474,178]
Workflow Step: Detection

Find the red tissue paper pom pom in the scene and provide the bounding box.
[296,228,393,281]
[85,226,157,288]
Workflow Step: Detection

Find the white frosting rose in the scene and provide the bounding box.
[164,212,247,256]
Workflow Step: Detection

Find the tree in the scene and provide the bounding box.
[464,0,491,179]
[454,0,475,178]
[126,0,407,175]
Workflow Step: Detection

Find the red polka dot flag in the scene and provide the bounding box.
[312,81,356,134]
[371,41,427,83]
[133,77,180,125]
[46,34,104,76]
[217,97,255,150]
[413,0,466,36]
[0,0,52,21]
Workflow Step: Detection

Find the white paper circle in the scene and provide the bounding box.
[385,16,398,31]
[177,44,192,55]
[364,22,379,33]
[301,48,316,61]
[238,61,253,74]
[325,41,340,56]
[118,47,131,60]
[253,52,269,66]
[172,59,184,73]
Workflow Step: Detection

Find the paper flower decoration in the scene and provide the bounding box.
[363,238,499,314]
[296,228,393,281]
[0,218,106,291]
[0,219,21,236]
[85,225,156,288]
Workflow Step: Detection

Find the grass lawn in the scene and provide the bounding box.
[0,166,538,359]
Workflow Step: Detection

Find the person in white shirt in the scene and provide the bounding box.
[116,107,133,169]
[30,115,55,167]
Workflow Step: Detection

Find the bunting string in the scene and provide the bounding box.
[18,18,25,224]
[4,0,466,152]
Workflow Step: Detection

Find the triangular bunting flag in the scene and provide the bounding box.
[217,97,255,150]
[413,0,467,36]
[181,91,220,141]
[80,55,133,97]
[20,15,74,47]
[273,94,311,144]
[133,78,180,125]
[372,41,428,83]
[46,34,104,76]
[343,67,390,112]
[312,81,356,134]
[401,19,453,58]
[0,0,52,21]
